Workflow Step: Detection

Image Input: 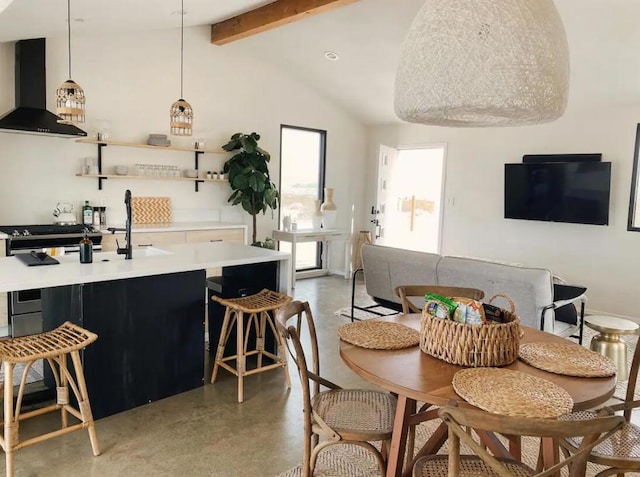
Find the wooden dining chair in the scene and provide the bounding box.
[412,406,623,477]
[395,285,485,314]
[275,300,397,477]
[560,333,640,476]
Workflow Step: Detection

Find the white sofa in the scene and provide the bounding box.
[357,244,586,338]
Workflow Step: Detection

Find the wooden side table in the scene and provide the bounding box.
[585,315,639,382]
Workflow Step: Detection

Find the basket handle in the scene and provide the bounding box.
[488,293,516,313]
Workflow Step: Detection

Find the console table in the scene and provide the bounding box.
[272,229,350,287]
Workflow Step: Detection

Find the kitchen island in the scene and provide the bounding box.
[0,242,291,419]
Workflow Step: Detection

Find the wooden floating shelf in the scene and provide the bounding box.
[76,138,226,154]
[76,173,228,183]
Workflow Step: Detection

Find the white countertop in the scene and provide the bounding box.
[0,241,290,292]
[100,221,247,233]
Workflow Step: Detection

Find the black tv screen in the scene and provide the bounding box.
[504,162,611,225]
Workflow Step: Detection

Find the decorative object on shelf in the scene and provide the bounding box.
[222,132,279,245]
[312,200,323,229]
[394,0,569,127]
[169,0,193,136]
[147,133,171,147]
[282,215,291,232]
[320,187,337,229]
[114,165,128,175]
[183,168,198,178]
[56,0,85,124]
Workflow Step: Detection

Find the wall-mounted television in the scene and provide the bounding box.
[504,162,611,225]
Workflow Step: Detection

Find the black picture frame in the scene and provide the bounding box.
[628,123,640,232]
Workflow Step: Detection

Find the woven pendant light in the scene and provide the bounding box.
[394,0,569,127]
[170,0,193,136]
[56,0,85,124]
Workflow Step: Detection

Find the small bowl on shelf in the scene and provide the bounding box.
[184,169,198,178]
[115,165,129,175]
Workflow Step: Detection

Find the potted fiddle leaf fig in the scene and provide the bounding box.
[222,132,279,246]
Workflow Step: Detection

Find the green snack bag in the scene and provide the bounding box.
[424,292,457,319]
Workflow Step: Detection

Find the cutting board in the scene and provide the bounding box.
[132,197,172,224]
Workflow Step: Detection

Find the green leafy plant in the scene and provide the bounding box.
[222,132,279,245]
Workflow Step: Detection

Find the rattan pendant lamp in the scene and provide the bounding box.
[56,0,85,124]
[394,0,570,127]
[169,0,193,136]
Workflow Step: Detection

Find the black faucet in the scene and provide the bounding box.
[107,189,133,259]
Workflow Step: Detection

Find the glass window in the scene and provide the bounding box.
[279,125,326,270]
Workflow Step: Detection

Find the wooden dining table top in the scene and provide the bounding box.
[339,313,617,411]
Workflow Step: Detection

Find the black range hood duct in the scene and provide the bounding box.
[0,38,86,138]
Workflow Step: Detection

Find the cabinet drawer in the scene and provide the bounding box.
[100,234,118,252]
[185,229,244,244]
[132,232,185,248]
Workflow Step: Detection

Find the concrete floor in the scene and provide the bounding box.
[4,275,374,477]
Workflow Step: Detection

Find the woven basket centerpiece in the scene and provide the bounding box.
[419,294,521,367]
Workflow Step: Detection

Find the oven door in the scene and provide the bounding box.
[12,311,43,338]
[10,288,41,315]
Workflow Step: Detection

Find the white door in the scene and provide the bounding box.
[374,144,445,253]
[374,145,398,245]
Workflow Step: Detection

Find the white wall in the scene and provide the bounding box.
[367,106,640,318]
[0,27,367,271]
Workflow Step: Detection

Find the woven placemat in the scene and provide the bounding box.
[519,342,617,377]
[338,321,420,350]
[453,368,574,418]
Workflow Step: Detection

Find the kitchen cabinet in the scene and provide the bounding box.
[75,139,228,192]
[101,227,245,252]
[185,229,244,244]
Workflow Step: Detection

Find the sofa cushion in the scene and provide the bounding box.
[361,244,441,305]
[436,256,554,330]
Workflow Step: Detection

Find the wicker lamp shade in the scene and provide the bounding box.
[170,98,193,136]
[394,0,570,127]
[56,79,85,124]
[56,0,85,124]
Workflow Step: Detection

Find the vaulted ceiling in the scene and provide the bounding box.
[0,0,639,125]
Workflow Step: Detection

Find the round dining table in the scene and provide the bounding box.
[339,313,617,477]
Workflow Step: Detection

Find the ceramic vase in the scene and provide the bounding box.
[320,188,337,229]
[312,200,323,229]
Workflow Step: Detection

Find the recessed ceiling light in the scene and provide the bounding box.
[324,51,340,61]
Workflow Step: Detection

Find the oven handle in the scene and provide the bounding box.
[11,245,102,255]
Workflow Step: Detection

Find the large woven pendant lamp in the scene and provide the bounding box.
[394,0,569,127]
[170,0,193,136]
[56,0,85,124]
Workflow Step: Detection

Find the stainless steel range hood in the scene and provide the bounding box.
[0,38,86,138]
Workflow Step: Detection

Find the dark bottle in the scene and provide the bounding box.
[79,230,93,264]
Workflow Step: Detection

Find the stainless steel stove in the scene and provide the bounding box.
[0,224,103,337]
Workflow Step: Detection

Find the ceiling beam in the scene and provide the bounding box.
[211,0,360,45]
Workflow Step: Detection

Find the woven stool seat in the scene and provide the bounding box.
[0,322,97,363]
[0,322,100,477]
[212,288,291,313]
[211,289,292,403]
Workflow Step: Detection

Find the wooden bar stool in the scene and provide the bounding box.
[211,289,292,403]
[0,321,100,477]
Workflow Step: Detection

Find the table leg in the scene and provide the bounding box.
[291,236,297,288]
[323,239,330,275]
[541,437,560,477]
[386,395,415,477]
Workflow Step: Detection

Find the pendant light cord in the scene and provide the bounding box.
[180,0,184,98]
[67,0,72,79]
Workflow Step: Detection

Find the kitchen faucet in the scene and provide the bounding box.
[107,189,133,259]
